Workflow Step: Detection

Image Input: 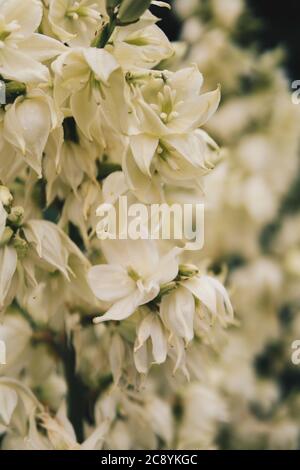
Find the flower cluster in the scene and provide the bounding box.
[0,0,233,450]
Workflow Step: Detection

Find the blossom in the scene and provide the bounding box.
[48,0,107,47]
[3,90,60,177]
[88,239,179,322]
[108,11,174,69]
[0,0,238,451]
[0,0,65,82]
[23,219,89,280]
[52,46,124,138]
[124,66,220,201]
[134,311,168,371]
[158,272,233,356]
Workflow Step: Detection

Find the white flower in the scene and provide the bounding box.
[160,285,195,345]
[48,0,107,46]
[52,47,123,138]
[3,90,60,177]
[39,406,108,450]
[184,273,234,326]
[134,311,168,372]
[109,11,173,69]
[160,272,233,346]
[124,66,220,201]
[88,239,179,322]
[0,0,65,82]
[0,313,32,375]
[23,219,88,279]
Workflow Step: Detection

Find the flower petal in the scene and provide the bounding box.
[2,0,42,38]
[0,246,17,310]
[129,134,158,176]
[0,48,49,83]
[94,289,142,323]
[18,34,67,61]
[88,265,136,302]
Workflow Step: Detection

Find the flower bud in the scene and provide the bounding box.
[117,0,151,24]
[0,186,13,207]
[13,235,28,259]
[7,206,24,227]
[159,281,177,296]
[178,264,199,279]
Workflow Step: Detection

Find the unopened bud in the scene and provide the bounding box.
[0,186,13,207]
[13,235,28,258]
[8,206,24,226]
[160,281,177,296]
[178,264,199,279]
[117,0,151,24]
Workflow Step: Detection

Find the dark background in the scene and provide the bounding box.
[152,0,300,81]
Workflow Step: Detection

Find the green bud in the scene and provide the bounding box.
[159,281,177,296]
[0,226,13,247]
[178,264,199,279]
[0,185,13,207]
[8,206,24,226]
[117,0,151,24]
[13,235,28,259]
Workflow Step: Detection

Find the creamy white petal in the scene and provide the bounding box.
[168,66,204,101]
[0,385,18,426]
[160,287,195,344]
[70,84,98,140]
[130,134,158,176]
[101,239,160,277]
[88,265,136,302]
[184,275,217,315]
[149,249,179,285]
[171,86,221,132]
[94,289,143,323]
[18,34,67,61]
[83,48,119,84]
[0,48,49,83]
[23,220,71,279]
[150,315,167,364]
[133,339,149,374]
[0,246,17,309]
[2,0,42,38]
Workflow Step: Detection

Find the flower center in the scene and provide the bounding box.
[128,268,140,282]
[66,1,101,22]
[150,84,181,124]
[0,16,21,44]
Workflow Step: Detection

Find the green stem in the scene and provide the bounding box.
[92,16,117,48]
[60,338,88,443]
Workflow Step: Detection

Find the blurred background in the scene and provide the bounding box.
[152,0,300,450]
[156,0,300,81]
